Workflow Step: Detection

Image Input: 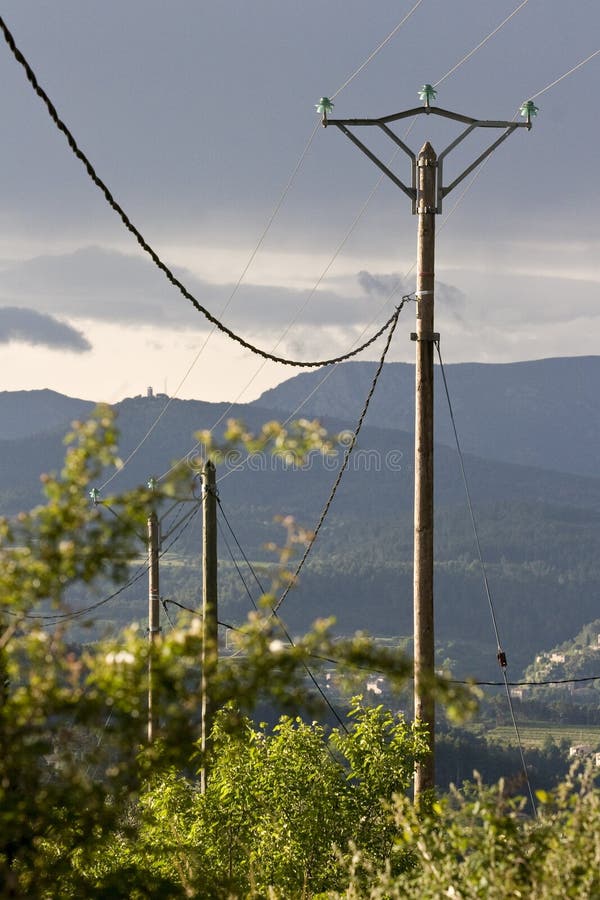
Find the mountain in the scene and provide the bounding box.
[0,358,600,678]
[0,388,94,440]
[254,356,600,478]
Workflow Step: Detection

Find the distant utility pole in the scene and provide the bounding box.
[201,459,218,794]
[318,88,537,800]
[147,508,160,743]
[91,480,201,745]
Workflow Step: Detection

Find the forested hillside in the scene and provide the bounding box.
[3,367,600,679]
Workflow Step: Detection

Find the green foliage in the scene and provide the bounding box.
[334,765,600,899]
[194,417,338,467]
[0,410,447,896]
[99,701,426,898]
[13,409,593,899]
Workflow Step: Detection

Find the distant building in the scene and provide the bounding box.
[569,743,594,759]
[147,386,154,398]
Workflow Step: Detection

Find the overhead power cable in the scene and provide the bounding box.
[98,121,318,491]
[214,498,349,731]
[433,0,531,87]
[456,674,600,687]
[12,497,199,625]
[530,47,600,101]
[273,294,407,614]
[331,0,425,99]
[0,16,399,372]
[216,513,259,612]
[14,560,149,623]
[435,340,537,818]
[217,499,267,600]
[435,49,600,231]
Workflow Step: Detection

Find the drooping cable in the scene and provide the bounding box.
[214,498,349,732]
[157,157,408,486]
[0,17,400,372]
[12,560,150,623]
[435,340,537,818]
[12,498,199,625]
[214,289,411,489]
[273,294,407,614]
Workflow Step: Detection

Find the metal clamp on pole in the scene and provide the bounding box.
[411,332,440,342]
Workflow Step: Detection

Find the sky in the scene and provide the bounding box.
[0,0,598,407]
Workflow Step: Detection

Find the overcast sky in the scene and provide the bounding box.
[0,1,598,406]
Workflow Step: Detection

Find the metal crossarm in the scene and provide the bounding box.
[325,102,531,213]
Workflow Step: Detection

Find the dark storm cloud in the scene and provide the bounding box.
[0,307,91,352]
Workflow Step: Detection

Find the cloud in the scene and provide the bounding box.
[357,271,408,299]
[357,269,465,318]
[0,246,376,332]
[0,307,91,352]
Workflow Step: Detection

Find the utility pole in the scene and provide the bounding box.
[90,479,201,746]
[413,139,437,796]
[201,459,218,793]
[318,88,536,800]
[147,508,160,743]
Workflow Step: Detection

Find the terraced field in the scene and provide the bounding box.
[486,723,600,749]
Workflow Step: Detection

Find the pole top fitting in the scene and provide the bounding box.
[418,84,437,110]
[315,96,334,125]
[147,477,158,492]
[89,487,100,505]
[417,140,437,163]
[519,99,539,129]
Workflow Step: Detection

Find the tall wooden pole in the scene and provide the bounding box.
[413,141,437,799]
[201,459,218,793]
[147,510,160,743]
[322,96,532,804]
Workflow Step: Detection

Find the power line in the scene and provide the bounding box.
[164,287,409,489]
[99,124,320,490]
[198,7,547,488]
[212,499,349,732]
[0,17,401,372]
[435,50,600,232]
[435,339,537,818]
[433,0,531,87]
[530,47,600,101]
[14,560,150,623]
[331,0,425,100]
[216,513,259,613]
[273,294,407,614]
[217,498,267,599]
[12,498,199,625]
[158,179,410,485]
[456,674,600,687]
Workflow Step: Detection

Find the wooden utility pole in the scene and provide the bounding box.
[321,88,534,803]
[200,459,218,793]
[413,142,437,796]
[147,510,160,743]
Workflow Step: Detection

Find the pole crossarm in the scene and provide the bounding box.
[325,103,531,213]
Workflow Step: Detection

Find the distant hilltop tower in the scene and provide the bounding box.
[147,386,154,398]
